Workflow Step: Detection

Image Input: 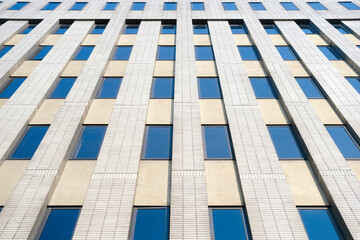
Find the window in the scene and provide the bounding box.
[222,2,238,10]
[37,208,81,240]
[193,24,209,34]
[69,2,87,11]
[318,46,343,60]
[9,126,49,159]
[48,78,76,99]
[20,24,36,34]
[164,2,177,10]
[202,126,233,159]
[0,46,13,58]
[198,78,222,98]
[210,208,251,240]
[123,25,139,34]
[41,2,61,10]
[142,126,172,159]
[8,2,29,10]
[73,46,94,60]
[249,2,266,10]
[151,78,174,98]
[191,2,205,10]
[112,46,132,60]
[263,24,281,34]
[91,25,106,34]
[54,24,70,34]
[299,208,344,240]
[230,24,247,34]
[195,46,214,60]
[326,126,360,159]
[29,46,53,60]
[0,78,26,98]
[249,77,277,98]
[238,46,261,60]
[307,2,327,10]
[131,2,146,10]
[333,24,350,34]
[103,2,119,10]
[161,24,176,34]
[299,24,317,34]
[157,46,176,60]
[96,78,122,98]
[130,207,169,240]
[295,78,324,98]
[268,126,305,159]
[72,126,107,159]
[346,77,360,94]
[339,1,360,10]
[276,46,299,60]
[281,2,299,10]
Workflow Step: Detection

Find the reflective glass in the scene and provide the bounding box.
[295,78,324,98]
[222,2,238,10]
[195,46,214,60]
[326,126,360,159]
[307,2,327,10]
[191,2,205,10]
[0,46,13,58]
[198,78,222,98]
[54,25,70,34]
[193,24,209,34]
[124,25,139,34]
[249,2,266,10]
[103,2,119,10]
[72,126,107,159]
[333,24,350,34]
[249,77,277,98]
[346,77,360,94]
[151,78,174,98]
[264,24,280,34]
[49,78,76,99]
[74,46,94,60]
[41,2,61,10]
[0,78,26,98]
[131,2,146,10]
[143,126,172,159]
[69,2,87,10]
[113,46,132,60]
[276,46,298,60]
[202,126,233,159]
[96,78,122,98]
[339,1,360,10]
[238,46,261,60]
[281,2,299,10]
[299,24,317,34]
[20,24,36,34]
[161,25,176,34]
[318,46,343,60]
[157,46,176,60]
[230,24,247,34]
[91,25,106,34]
[8,1,29,10]
[30,46,53,60]
[164,2,177,10]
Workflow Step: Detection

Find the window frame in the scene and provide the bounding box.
[318,45,343,60]
[53,24,71,34]
[295,77,324,99]
[197,77,223,99]
[141,125,173,160]
[195,46,215,61]
[48,77,76,99]
[8,1,29,10]
[0,77,26,99]
[103,2,119,11]
[150,77,175,99]
[263,24,281,34]
[131,2,146,10]
[191,2,205,10]
[325,125,360,159]
[339,1,360,10]
[238,46,261,61]
[29,45,53,60]
[157,46,176,61]
[73,45,95,60]
[230,24,248,34]
[202,125,234,160]
[20,24,36,34]
[249,2,266,10]
[307,2,328,10]
[222,2,238,10]
[345,77,360,94]
[90,25,107,34]
[69,2,88,11]
[299,24,317,34]
[0,45,14,58]
[163,2,177,11]
[95,77,123,99]
[276,46,299,61]
[161,24,176,34]
[249,77,278,99]
[280,2,299,10]
[41,2,61,11]
[193,24,209,34]
[123,24,139,34]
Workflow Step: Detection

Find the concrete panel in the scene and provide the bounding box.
[154,61,174,77]
[12,61,40,77]
[134,161,170,206]
[41,35,62,45]
[117,35,137,45]
[199,99,227,124]
[331,61,357,77]
[348,161,360,181]
[0,99,7,108]
[257,99,289,124]
[84,99,115,125]
[285,61,309,77]
[234,35,251,45]
[205,161,243,206]
[158,35,176,45]
[281,161,328,206]
[243,61,267,77]
[61,61,86,77]
[269,34,287,45]
[146,99,173,124]
[307,34,327,45]
[194,35,211,45]
[196,61,217,77]
[30,99,64,125]
[0,161,29,205]
[344,34,360,45]
[82,35,101,45]
[49,161,96,206]
[4,34,24,45]
[309,99,342,124]
[104,61,128,77]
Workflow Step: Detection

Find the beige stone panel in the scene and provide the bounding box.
[234,35,251,45]
[269,34,287,45]
[194,35,211,45]
[0,161,29,205]
[257,99,289,124]
[196,61,217,77]
[158,35,176,45]
[199,99,227,124]
[103,61,128,77]
[117,35,136,45]
[134,161,170,206]
[146,99,173,124]
[205,161,243,206]
[49,161,96,206]
[154,61,174,77]
[4,34,24,45]
[41,34,62,45]
[82,35,101,45]
[30,99,64,125]
[344,34,360,45]
[0,99,8,108]
[331,61,357,77]
[84,99,115,125]
[348,161,360,181]
[309,99,342,124]
[61,61,86,77]
[243,61,267,77]
[281,160,328,206]
[307,34,327,45]
[12,61,40,77]
[285,61,309,77]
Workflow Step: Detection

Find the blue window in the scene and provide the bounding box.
[41,2,61,10]
[211,208,251,240]
[69,2,87,11]
[112,46,132,60]
[131,207,169,240]
[198,78,222,98]
[230,24,247,34]
[264,24,281,34]
[268,126,305,159]
[249,2,266,10]
[131,2,146,10]
[195,46,214,61]
[339,1,360,10]
[299,208,344,240]
[191,2,205,10]
[72,126,107,159]
[193,24,209,34]
[295,78,324,98]
[222,2,238,10]
[73,46,94,60]
[202,126,233,159]
[249,77,277,98]
[8,2,29,10]
[96,78,122,98]
[238,46,261,60]
[142,126,173,159]
[103,2,119,10]
[346,77,360,94]
[124,25,139,34]
[318,46,343,60]
[0,46,13,58]
[299,24,317,34]
[276,46,299,60]
[161,25,176,34]
[38,208,80,240]
[54,25,70,34]
[281,2,299,10]
[91,25,106,34]
[333,24,350,34]
[157,46,176,60]
[307,2,327,10]
[29,46,53,60]
[20,24,36,34]
[151,78,174,98]
[9,126,49,159]
[49,78,76,99]
[326,126,360,159]
[0,78,26,98]
[164,2,177,10]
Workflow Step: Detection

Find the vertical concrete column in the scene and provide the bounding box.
[0,21,28,45]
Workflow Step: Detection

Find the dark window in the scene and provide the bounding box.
[333,24,350,34]
[20,24,36,34]
[295,78,324,98]
[249,2,266,10]
[276,46,299,60]
[124,25,139,34]
[29,46,53,60]
[222,2,238,10]
[96,77,122,98]
[161,25,176,34]
[191,2,205,10]
[54,25,70,34]
[103,2,119,10]
[0,78,26,98]
[307,2,327,10]
[230,24,247,34]
[264,24,281,34]
[69,2,87,11]
[249,77,277,98]
[164,2,177,10]
[193,24,209,34]
[238,46,261,60]
[91,25,106,34]
[9,126,49,159]
[195,46,214,60]
[151,78,174,98]
[326,126,360,159]
[0,46,13,58]
[113,46,132,60]
[49,78,76,99]
[318,46,343,60]
[202,126,233,159]
[299,24,317,34]
[73,46,94,60]
[339,1,360,10]
[346,77,360,94]
[198,78,222,99]
[142,126,173,159]
[41,2,61,10]
[8,1,29,10]
[157,46,176,60]
[131,2,146,10]
[72,126,107,159]
[281,2,299,10]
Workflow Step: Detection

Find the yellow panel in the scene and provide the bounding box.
[309,99,342,124]
[41,35,62,45]
[117,35,136,45]
[146,99,173,124]
[61,61,86,77]
[344,34,360,45]
[0,99,8,108]
[104,61,128,77]
[12,61,40,77]
[30,99,64,125]
[196,61,217,77]
[154,61,174,77]
[269,34,287,45]
[84,99,115,124]
[199,99,227,124]
[257,99,289,124]
[348,161,360,181]
[193,35,211,45]
[331,61,357,77]
[4,34,25,45]
[285,61,309,77]
[82,35,101,45]
[233,35,251,45]
[307,34,327,45]
[158,35,176,45]
[243,61,267,77]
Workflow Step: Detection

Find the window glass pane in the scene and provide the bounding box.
[132,208,169,240]
[191,2,205,10]
[222,2,238,10]
[164,2,177,10]
[0,78,26,98]
[263,24,280,34]
[195,46,214,60]
[72,126,107,159]
[74,46,94,60]
[249,77,277,98]
[346,77,360,94]
[49,78,76,99]
[268,126,305,159]
[318,46,343,60]
[157,46,176,60]
[131,2,146,10]
[30,46,53,60]
[20,24,36,34]
[113,46,132,60]
[230,24,247,34]
[276,46,298,60]
[326,126,360,159]
[307,2,327,10]
[143,126,172,159]
[281,2,299,10]
[333,24,350,34]
[10,126,49,159]
[249,2,266,10]
[151,78,174,98]
[0,46,13,58]
[339,1,360,10]
[8,1,29,10]
[124,25,139,34]
[299,24,317,34]
[69,2,87,10]
[103,2,119,10]
[161,25,176,34]
[238,46,261,60]
[198,78,222,98]
[295,78,324,98]
[54,25,70,34]
[202,126,233,159]
[91,25,106,34]
[193,24,209,34]
[96,78,122,98]
[41,2,61,10]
